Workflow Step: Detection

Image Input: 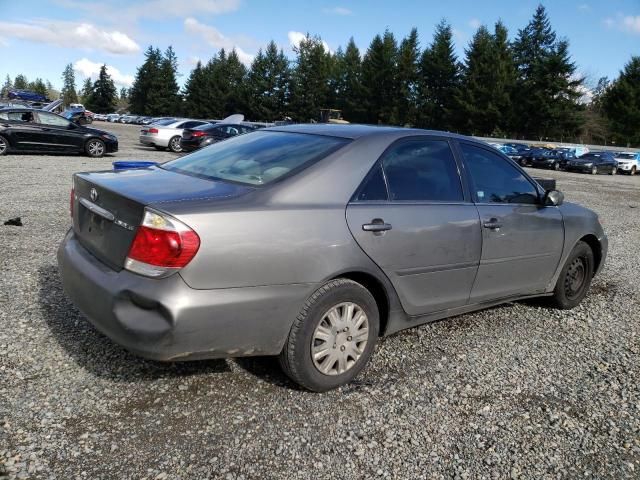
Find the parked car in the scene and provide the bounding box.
[106,114,121,123]
[62,109,93,125]
[58,125,607,391]
[530,149,576,170]
[614,152,640,175]
[0,108,117,157]
[180,123,256,152]
[564,152,618,175]
[139,119,211,152]
[519,147,550,167]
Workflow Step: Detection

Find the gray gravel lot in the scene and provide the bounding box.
[1,123,639,479]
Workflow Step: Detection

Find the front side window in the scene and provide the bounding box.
[381,139,463,202]
[162,131,349,186]
[460,143,539,205]
[36,112,71,127]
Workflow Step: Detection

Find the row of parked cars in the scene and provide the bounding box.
[93,113,156,125]
[489,142,640,176]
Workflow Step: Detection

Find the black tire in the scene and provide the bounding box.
[168,136,182,153]
[631,166,637,176]
[0,134,8,156]
[85,138,105,158]
[610,167,616,175]
[591,165,598,175]
[279,278,379,392]
[549,241,595,310]
[553,162,560,171]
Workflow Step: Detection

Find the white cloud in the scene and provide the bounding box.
[468,18,482,30]
[73,58,135,87]
[0,20,139,54]
[288,31,331,53]
[184,17,254,65]
[323,6,352,16]
[604,14,640,34]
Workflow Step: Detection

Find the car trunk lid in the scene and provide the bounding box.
[72,166,253,270]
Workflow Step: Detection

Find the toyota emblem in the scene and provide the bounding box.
[90,188,98,202]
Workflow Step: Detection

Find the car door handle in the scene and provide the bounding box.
[483,218,503,230]
[362,220,392,232]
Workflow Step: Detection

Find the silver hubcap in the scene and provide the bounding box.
[171,138,181,151]
[89,141,104,156]
[311,302,369,376]
[0,138,6,154]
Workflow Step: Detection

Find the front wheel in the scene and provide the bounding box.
[168,136,182,153]
[549,241,595,309]
[610,167,617,175]
[591,166,598,175]
[279,278,379,392]
[0,135,8,156]
[85,138,105,158]
[631,166,637,176]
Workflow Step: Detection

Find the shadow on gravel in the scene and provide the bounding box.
[233,356,301,390]
[37,264,231,383]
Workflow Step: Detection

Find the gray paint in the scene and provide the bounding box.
[58,125,608,361]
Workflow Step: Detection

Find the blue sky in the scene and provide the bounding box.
[0,0,638,91]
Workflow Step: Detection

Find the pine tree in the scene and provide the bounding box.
[80,78,93,104]
[129,46,163,115]
[417,20,461,130]
[120,87,128,100]
[396,28,420,126]
[245,41,291,121]
[361,30,399,124]
[29,78,48,97]
[153,46,182,115]
[183,61,209,118]
[14,74,28,89]
[1,75,12,97]
[221,49,247,116]
[61,63,78,106]
[86,65,117,113]
[603,56,640,146]
[290,35,332,122]
[334,38,365,123]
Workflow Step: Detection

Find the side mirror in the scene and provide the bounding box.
[544,190,564,206]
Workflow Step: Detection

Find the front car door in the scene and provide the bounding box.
[457,141,564,303]
[1,110,47,151]
[32,112,80,152]
[346,137,481,316]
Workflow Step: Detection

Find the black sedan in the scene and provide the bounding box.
[0,108,117,157]
[180,123,256,152]
[530,149,577,170]
[519,148,551,167]
[564,152,618,175]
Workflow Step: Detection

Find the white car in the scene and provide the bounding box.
[614,152,640,175]
[139,118,210,152]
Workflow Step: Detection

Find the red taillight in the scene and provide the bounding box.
[125,209,200,277]
[191,131,206,138]
[70,187,75,218]
[148,128,159,134]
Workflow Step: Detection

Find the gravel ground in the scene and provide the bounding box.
[1,123,639,479]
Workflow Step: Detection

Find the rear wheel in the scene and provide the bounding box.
[85,138,105,158]
[0,135,8,155]
[631,166,637,176]
[553,162,560,171]
[591,165,598,175]
[549,241,594,309]
[610,166,617,175]
[279,278,379,392]
[168,136,182,153]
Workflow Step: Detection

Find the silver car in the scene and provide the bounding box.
[58,125,607,391]
[139,118,211,152]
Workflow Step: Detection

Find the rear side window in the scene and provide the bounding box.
[381,139,463,202]
[354,165,388,201]
[162,131,349,185]
[460,143,538,204]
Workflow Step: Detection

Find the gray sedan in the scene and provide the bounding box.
[58,125,607,391]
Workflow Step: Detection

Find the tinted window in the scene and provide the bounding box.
[182,121,205,129]
[460,143,538,204]
[381,140,463,202]
[6,111,33,122]
[163,131,349,186]
[354,165,388,201]
[37,112,71,127]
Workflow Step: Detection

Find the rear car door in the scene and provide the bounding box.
[33,112,81,152]
[2,111,46,151]
[457,141,564,302]
[346,137,481,316]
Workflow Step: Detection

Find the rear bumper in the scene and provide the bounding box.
[179,138,203,152]
[57,230,312,361]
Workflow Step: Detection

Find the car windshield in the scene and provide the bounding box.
[616,153,635,159]
[162,131,350,186]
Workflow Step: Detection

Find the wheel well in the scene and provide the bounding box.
[332,272,390,336]
[579,234,602,274]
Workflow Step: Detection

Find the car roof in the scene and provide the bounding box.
[264,123,472,141]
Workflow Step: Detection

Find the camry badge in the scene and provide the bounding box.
[90,188,98,202]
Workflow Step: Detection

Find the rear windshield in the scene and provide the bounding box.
[152,118,177,126]
[162,131,350,185]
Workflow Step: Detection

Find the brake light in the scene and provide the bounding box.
[125,209,200,278]
[148,128,159,134]
[191,131,206,138]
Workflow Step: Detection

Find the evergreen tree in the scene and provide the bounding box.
[29,78,48,97]
[129,46,163,115]
[245,41,291,121]
[183,61,209,118]
[396,28,420,126]
[120,87,128,100]
[152,46,182,115]
[1,75,12,97]
[86,65,117,113]
[221,49,247,116]
[61,63,78,106]
[417,20,461,130]
[334,38,366,123]
[14,74,28,89]
[512,4,584,139]
[290,35,332,122]
[361,30,399,124]
[603,56,640,146]
[80,78,93,104]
